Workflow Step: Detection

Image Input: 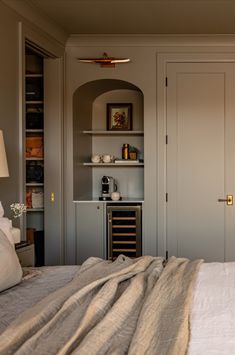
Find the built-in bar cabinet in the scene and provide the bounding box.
[73,79,144,263]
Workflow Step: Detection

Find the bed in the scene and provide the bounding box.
[0,229,234,354]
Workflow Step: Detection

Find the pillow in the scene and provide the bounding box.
[0,229,22,292]
[0,217,14,246]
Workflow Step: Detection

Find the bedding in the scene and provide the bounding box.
[0,255,202,355]
[0,230,22,293]
[0,265,79,334]
[0,218,15,246]
[0,202,17,246]
[188,262,235,354]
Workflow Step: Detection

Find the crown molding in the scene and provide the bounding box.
[67,34,235,47]
[2,0,68,46]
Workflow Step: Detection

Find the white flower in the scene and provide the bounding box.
[10,203,27,218]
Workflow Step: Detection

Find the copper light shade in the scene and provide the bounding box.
[77,52,130,68]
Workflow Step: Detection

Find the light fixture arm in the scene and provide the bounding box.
[77,52,130,68]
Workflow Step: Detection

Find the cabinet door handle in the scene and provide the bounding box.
[107,213,112,260]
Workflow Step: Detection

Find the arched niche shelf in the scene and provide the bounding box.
[73,79,144,201]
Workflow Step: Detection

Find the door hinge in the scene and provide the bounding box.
[165,135,168,144]
[166,193,168,202]
[166,250,169,260]
[165,77,168,87]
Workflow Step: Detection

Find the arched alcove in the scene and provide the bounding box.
[73,79,144,201]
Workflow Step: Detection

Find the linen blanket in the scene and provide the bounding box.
[0,255,202,355]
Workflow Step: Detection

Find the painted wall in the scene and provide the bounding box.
[92,89,144,199]
[0,2,21,219]
[65,35,235,263]
[3,0,235,263]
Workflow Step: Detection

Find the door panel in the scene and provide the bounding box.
[44,58,64,265]
[76,203,104,264]
[167,63,235,261]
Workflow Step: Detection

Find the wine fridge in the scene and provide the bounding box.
[107,204,142,260]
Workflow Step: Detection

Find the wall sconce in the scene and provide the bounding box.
[77,52,130,68]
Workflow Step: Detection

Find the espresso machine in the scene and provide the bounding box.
[99,176,117,201]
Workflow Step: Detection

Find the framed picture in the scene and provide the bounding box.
[107,103,133,131]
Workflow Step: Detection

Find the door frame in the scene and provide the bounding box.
[157,49,235,258]
[18,22,65,264]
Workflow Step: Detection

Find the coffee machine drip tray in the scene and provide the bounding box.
[99,196,112,201]
[99,196,123,201]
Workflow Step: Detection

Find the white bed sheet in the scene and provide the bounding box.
[188,262,235,354]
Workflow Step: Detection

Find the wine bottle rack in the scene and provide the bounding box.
[107,205,142,260]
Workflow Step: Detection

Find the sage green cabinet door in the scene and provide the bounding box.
[76,203,105,264]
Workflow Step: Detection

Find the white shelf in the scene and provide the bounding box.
[25,74,43,78]
[26,101,43,104]
[83,130,144,136]
[26,129,43,133]
[26,157,44,161]
[83,162,144,167]
[27,208,44,212]
[26,183,44,186]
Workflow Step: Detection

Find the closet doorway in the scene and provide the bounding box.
[22,40,64,265]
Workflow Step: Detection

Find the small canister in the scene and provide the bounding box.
[122,143,129,160]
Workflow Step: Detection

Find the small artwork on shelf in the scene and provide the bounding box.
[107,103,132,131]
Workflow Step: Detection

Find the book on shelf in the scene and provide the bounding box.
[114,159,140,164]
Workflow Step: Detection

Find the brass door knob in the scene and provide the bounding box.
[218,194,233,205]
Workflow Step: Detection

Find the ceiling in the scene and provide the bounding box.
[25,0,235,35]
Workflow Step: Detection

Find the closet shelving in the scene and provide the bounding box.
[25,48,45,225]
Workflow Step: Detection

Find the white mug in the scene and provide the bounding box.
[111,191,121,201]
[91,154,101,163]
[102,154,113,163]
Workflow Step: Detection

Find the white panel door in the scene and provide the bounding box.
[167,63,235,262]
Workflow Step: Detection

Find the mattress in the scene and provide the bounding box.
[188,262,235,354]
[2,260,235,354]
[0,265,80,334]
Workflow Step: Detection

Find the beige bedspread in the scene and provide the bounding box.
[0,255,202,355]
